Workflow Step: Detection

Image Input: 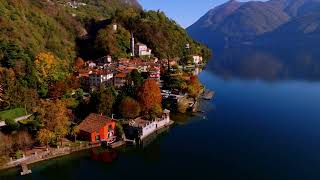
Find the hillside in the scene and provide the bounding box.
[0,0,211,104]
[257,12,320,47]
[0,0,141,68]
[187,0,320,48]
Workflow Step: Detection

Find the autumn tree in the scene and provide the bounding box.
[34,52,57,81]
[70,125,80,142]
[34,52,68,96]
[137,79,162,117]
[48,81,67,99]
[74,57,85,70]
[35,100,70,146]
[119,97,141,119]
[37,129,55,148]
[187,76,202,99]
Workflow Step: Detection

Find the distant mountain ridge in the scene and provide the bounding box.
[187,0,320,48]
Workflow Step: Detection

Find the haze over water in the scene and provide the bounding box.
[2,47,320,179]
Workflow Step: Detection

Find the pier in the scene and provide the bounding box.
[20,163,32,176]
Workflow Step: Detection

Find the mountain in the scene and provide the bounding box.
[257,12,320,47]
[187,0,320,48]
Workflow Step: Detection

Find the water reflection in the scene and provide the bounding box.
[208,48,320,81]
[91,149,118,163]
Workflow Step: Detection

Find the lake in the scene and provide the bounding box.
[2,48,320,180]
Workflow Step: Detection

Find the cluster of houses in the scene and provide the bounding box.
[74,32,203,145]
[77,109,172,144]
[77,56,161,91]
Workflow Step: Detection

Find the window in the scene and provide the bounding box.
[96,135,100,141]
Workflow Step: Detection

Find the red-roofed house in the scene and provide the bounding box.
[78,113,116,143]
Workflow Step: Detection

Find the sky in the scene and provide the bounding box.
[138,0,227,28]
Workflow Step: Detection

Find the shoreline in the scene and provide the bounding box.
[0,120,175,172]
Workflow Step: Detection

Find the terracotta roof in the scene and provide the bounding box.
[115,73,127,78]
[79,113,113,133]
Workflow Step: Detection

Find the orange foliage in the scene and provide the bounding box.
[48,81,67,98]
[137,79,162,114]
[75,57,85,70]
[187,76,202,99]
[119,97,141,119]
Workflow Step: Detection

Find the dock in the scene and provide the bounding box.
[110,140,126,148]
[20,163,32,176]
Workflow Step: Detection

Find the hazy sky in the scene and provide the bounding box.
[138,0,227,28]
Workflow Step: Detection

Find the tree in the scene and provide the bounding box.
[37,129,55,148]
[137,79,162,115]
[128,69,144,88]
[149,104,163,120]
[187,76,202,99]
[74,57,85,70]
[95,25,131,59]
[48,81,67,99]
[119,97,141,119]
[70,125,80,142]
[35,100,71,145]
[34,52,68,86]
[97,86,116,116]
[115,122,124,138]
[34,52,58,81]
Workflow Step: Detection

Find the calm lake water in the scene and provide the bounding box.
[2,48,320,180]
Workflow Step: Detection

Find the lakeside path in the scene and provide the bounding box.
[0,119,176,172]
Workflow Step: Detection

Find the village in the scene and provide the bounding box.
[0,24,211,175]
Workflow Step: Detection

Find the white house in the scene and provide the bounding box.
[192,55,203,64]
[135,43,152,57]
[89,70,114,87]
[127,109,171,140]
[87,61,97,68]
[97,55,112,66]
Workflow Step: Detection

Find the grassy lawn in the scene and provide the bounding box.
[0,108,27,121]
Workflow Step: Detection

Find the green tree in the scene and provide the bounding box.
[115,122,124,138]
[95,25,131,59]
[97,86,117,116]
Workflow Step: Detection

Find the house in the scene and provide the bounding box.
[78,113,116,143]
[135,43,152,57]
[97,55,112,65]
[89,70,114,87]
[114,73,127,89]
[126,110,171,140]
[128,118,157,140]
[148,66,161,81]
[192,55,203,64]
[87,61,97,68]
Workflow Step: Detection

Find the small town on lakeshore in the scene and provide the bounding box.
[2,0,320,179]
[0,1,213,174]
